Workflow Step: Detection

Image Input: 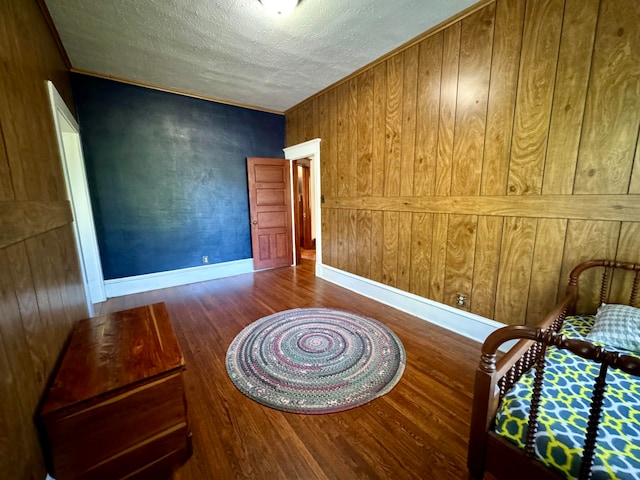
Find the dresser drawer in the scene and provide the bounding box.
[39,303,191,479]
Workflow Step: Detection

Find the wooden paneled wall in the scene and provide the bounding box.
[286,0,640,326]
[0,1,87,478]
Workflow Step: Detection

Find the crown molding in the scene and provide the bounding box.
[71,68,285,115]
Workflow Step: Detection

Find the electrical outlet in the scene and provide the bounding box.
[456,292,467,307]
[202,255,209,265]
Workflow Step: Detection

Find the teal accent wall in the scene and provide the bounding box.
[71,74,285,279]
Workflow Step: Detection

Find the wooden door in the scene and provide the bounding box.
[247,157,293,270]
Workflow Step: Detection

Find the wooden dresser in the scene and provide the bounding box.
[39,303,191,480]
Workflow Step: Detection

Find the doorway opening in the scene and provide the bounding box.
[293,158,316,263]
[284,139,321,273]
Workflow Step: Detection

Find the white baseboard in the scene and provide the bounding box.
[316,263,505,346]
[103,259,506,347]
[104,258,254,298]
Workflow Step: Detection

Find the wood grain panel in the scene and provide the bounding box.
[451,4,495,196]
[560,220,621,313]
[0,1,68,203]
[382,211,399,287]
[371,63,387,197]
[35,0,71,70]
[481,0,524,196]
[370,210,384,283]
[337,208,349,271]
[414,33,442,197]
[330,207,341,268]
[494,217,537,325]
[4,243,50,388]
[616,222,640,264]
[322,209,337,267]
[1,212,78,326]
[0,121,14,200]
[542,0,599,194]
[631,130,640,194]
[435,23,460,196]
[318,92,332,198]
[430,214,449,302]
[322,89,338,199]
[443,215,477,309]
[357,69,374,197]
[347,208,357,273]
[347,79,358,197]
[321,207,333,266]
[336,83,349,198]
[610,222,640,304]
[0,251,42,480]
[526,218,567,325]
[0,332,17,476]
[574,0,640,194]
[400,45,419,197]
[508,0,563,195]
[23,235,62,347]
[42,226,86,325]
[324,194,640,222]
[286,106,301,146]
[356,210,372,278]
[24,227,86,350]
[384,56,403,197]
[396,212,412,291]
[302,98,318,143]
[409,213,433,298]
[471,216,503,318]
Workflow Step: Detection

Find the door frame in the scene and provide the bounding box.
[284,138,321,273]
[297,162,313,249]
[47,81,106,311]
[292,160,302,265]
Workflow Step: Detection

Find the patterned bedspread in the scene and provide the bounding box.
[494,315,640,479]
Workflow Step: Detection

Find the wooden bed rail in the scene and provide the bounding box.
[480,325,640,380]
[468,292,575,480]
[481,326,640,480]
[467,259,640,480]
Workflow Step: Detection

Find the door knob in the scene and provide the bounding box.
[252,220,258,225]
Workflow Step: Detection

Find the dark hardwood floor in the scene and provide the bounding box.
[96,259,482,479]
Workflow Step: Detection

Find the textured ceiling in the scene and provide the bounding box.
[45,0,479,112]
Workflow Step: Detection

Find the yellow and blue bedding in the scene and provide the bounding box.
[494,315,640,479]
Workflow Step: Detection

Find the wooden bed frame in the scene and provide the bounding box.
[467,259,640,480]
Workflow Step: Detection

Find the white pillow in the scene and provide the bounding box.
[587,303,640,354]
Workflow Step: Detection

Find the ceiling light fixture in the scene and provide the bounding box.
[260,0,299,17]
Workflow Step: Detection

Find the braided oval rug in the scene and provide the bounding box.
[226,308,406,414]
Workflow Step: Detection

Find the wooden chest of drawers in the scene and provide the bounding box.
[39,303,191,480]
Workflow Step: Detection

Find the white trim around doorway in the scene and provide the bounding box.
[283,138,322,274]
[47,81,106,311]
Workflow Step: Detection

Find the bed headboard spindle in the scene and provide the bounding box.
[599,266,612,305]
[579,361,610,480]
[523,342,549,457]
[630,270,639,307]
